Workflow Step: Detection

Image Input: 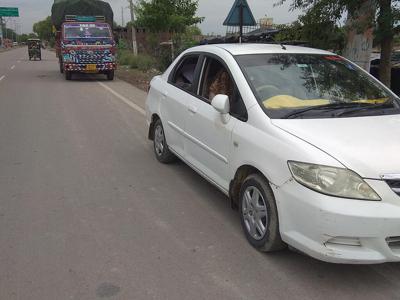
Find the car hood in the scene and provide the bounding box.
[272,114,400,179]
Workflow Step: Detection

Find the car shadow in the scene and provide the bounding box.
[166,157,400,293]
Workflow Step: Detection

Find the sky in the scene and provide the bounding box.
[0,0,301,34]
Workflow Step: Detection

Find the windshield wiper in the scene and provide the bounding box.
[282,102,373,119]
[333,100,396,117]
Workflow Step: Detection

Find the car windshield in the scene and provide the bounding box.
[64,23,111,40]
[236,53,400,119]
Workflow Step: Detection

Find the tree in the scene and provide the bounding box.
[275,15,345,52]
[33,16,54,42]
[278,0,400,87]
[134,0,204,33]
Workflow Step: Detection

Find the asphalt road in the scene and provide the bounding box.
[1,47,400,300]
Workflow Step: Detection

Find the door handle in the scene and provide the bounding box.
[188,105,198,114]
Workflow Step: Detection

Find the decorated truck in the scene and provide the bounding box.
[51,0,116,80]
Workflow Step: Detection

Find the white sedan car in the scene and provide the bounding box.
[145,43,400,264]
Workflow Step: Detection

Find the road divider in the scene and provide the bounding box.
[98,81,146,116]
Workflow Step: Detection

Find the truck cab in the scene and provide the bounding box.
[58,15,116,80]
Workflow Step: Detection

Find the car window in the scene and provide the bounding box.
[199,57,247,120]
[171,56,199,92]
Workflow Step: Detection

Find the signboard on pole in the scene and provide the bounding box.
[0,7,19,17]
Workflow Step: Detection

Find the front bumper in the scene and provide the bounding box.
[275,178,400,264]
[64,62,116,72]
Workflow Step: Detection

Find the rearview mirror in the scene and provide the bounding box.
[211,94,230,114]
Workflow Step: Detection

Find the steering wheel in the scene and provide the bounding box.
[256,85,281,100]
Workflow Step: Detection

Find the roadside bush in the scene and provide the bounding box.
[117,50,157,72]
[137,55,156,71]
[117,50,132,66]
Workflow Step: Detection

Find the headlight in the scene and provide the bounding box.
[288,161,381,201]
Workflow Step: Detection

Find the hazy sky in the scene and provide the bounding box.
[1,0,301,34]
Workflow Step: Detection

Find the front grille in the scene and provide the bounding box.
[386,236,400,250]
[74,50,106,63]
[386,180,400,196]
[65,49,114,64]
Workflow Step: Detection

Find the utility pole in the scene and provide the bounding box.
[127,0,138,55]
[121,7,125,27]
[239,2,243,43]
[0,17,3,48]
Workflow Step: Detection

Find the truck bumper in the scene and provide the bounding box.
[64,62,116,73]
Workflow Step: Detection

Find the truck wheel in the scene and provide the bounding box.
[106,70,114,81]
[65,71,72,81]
[59,58,64,73]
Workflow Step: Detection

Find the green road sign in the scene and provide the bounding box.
[0,7,19,17]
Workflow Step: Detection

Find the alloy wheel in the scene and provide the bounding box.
[242,186,268,240]
[154,124,165,156]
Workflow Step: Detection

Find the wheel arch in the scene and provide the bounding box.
[148,113,160,140]
[229,164,272,210]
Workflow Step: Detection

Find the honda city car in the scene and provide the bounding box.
[145,44,400,264]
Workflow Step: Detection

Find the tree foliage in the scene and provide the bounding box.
[275,12,345,52]
[33,16,53,41]
[134,0,204,33]
[277,0,400,86]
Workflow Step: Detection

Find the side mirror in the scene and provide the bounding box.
[211,94,230,114]
[211,94,230,124]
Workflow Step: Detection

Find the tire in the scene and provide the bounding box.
[65,71,72,81]
[153,119,176,164]
[106,70,114,81]
[59,59,64,73]
[239,173,286,252]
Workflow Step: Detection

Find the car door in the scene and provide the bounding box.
[162,55,201,158]
[184,55,248,192]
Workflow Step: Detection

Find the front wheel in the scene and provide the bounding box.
[153,119,176,164]
[65,71,72,80]
[106,70,114,81]
[239,174,286,252]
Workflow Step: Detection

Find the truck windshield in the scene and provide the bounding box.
[236,53,400,119]
[63,23,111,39]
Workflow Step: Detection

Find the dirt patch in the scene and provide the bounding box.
[116,66,161,91]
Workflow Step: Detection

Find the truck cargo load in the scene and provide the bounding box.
[51,0,114,30]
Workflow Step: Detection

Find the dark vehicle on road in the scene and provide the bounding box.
[28,39,42,61]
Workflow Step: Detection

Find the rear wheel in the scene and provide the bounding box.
[239,174,286,252]
[106,70,114,81]
[59,59,64,73]
[153,119,176,163]
[65,71,72,81]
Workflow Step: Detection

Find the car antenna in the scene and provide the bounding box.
[268,34,287,50]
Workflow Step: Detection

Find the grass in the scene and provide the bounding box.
[117,50,157,72]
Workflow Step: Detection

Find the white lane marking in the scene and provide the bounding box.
[0,75,5,82]
[11,65,15,70]
[98,81,146,116]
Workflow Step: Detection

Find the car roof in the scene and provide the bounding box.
[188,43,334,56]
